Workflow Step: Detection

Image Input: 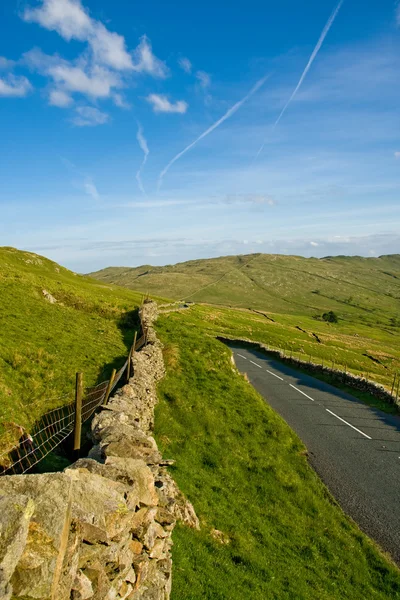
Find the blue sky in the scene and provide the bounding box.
[1,0,400,272]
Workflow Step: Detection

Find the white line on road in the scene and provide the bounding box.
[250,360,262,368]
[267,369,284,381]
[289,384,315,401]
[237,354,247,360]
[325,408,372,440]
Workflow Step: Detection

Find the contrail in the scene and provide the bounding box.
[158,74,269,189]
[136,122,149,194]
[255,0,344,160]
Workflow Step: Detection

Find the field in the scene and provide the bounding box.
[154,312,400,599]
[0,247,150,452]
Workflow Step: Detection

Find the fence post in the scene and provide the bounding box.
[396,375,400,403]
[73,372,83,451]
[132,331,138,352]
[126,346,132,382]
[103,368,116,406]
[391,373,396,397]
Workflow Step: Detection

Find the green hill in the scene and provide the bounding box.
[0,246,150,452]
[89,253,400,396]
[88,253,400,327]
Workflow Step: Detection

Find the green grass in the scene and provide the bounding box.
[157,304,400,395]
[154,313,400,600]
[0,247,152,453]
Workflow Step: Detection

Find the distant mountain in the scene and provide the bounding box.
[89,253,400,323]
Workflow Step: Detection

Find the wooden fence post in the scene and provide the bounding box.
[396,375,400,403]
[132,331,138,352]
[126,347,132,382]
[103,368,116,406]
[73,372,83,451]
[391,373,396,397]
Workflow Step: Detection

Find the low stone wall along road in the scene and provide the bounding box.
[230,344,400,564]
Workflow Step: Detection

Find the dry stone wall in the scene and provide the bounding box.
[218,335,398,407]
[0,302,198,600]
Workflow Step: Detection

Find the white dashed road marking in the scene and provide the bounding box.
[237,354,247,360]
[289,384,315,402]
[266,370,284,381]
[250,360,262,368]
[326,409,372,440]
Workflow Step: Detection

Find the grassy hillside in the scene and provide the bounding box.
[154,313,400,599]
[0,247,149,452]
[89,253,400,327]
[90,252,400,397]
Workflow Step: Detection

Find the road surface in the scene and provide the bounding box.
[230,344,400,563]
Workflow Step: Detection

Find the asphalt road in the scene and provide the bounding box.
[230,344,400,563]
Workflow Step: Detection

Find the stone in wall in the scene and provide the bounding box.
[0,302,199,600]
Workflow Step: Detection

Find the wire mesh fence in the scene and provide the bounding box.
[0,324,148,476]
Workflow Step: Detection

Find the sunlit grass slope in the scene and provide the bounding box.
[155,314,400,600]
[0,247,148,445]
[89,252,400,328]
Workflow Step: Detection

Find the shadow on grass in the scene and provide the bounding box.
[3,308,142,475]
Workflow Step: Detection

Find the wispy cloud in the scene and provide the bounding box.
[395,151,400,159]
[224,194,275,206]
[0,56,15,70]
[71,105,109,126]
[83,178,100,200]
[178,57,192,74]
[49,88,73,107]
[0,74,32,97]
[146,94,188,114]
[131,36,169,78]
[196,70,211,88]
[255,0,344,159]
[136,123,150,194]
[158,74,269,188]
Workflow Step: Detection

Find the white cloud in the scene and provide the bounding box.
[83,178,100,200]
[112,93,131,109]
[136,123,150,194]
[0,74,32,97]
[395,151,400,159]
[196,70,211,88]
[0,56,15,70]
[23,0,133,71]
[49,88,74,107]
[178,57,192,74]
[146,94,188,114]
[310,241,319,246]
[88,23,133,70]
[49,62,120,97]
[24,0,92,41]
[132,36,169,78]
[71,105,109,126]
[24,49,122,99]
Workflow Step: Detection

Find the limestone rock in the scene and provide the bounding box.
[0,494,34,600]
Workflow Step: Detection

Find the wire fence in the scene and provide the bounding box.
[0,323,148,476]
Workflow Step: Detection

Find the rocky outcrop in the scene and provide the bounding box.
[0,302,198,600]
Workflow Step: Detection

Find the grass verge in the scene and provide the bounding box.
[154,314,400,600]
